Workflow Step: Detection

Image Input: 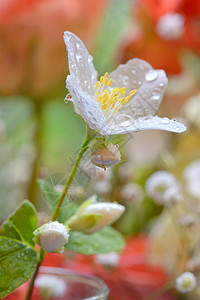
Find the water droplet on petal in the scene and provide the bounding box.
[76,53,82,62]
[76,42,81,49]
[88,55,93,63]
[64,94,72,103]
[152,95,160,101]
[161,117,170,124]
[172,118,177,122]
[145,70,158,81]
[159,83,164,87]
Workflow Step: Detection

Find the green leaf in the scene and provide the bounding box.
[0,200,38,298]
[66,226,125,255]
[38,179,78,223]
[94,0,131,74]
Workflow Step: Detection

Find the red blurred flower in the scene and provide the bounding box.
[65,235,176,300]
[120,0,200,76]
[0,0,108,98]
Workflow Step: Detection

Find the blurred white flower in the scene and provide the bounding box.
[182,93,200,128]
[95,181,111,194]
[64,31,186,136]
[34,221,70,254]
[145,171,181,205]
[95,252,120,268]
[121,182,144,203]
[156,13,185,40]
[67,196,125,233]
[176,272,197,293]
[183,160,200,199]
[179,214,197,227]
[35,275,66,298]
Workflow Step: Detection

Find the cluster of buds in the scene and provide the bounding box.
[33,196,125,253]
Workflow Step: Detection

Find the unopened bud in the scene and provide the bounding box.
[90,138,121,169]
[176,272,197,293]
[33,221,70,254]
[66,196,125,233]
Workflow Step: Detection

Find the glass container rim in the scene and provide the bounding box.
[39,266,109,300]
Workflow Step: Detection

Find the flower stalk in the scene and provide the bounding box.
[25,129,94,300]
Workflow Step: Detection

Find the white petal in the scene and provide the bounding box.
[66,75,111,134]
[63,31,98,96]
[108,58,168,117]
[108,115,186,135]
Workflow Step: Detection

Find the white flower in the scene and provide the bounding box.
[33,221,70,254]
[176,272,197,293]
[35,275,66,298]
[67,196,125,233]
[95,252,120,268]
[63,31,186,136]
[183,160,200,198]
[156,13,185,40]
[145,171,181,205]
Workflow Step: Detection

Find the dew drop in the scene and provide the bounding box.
[145,70,158,82]
[172,118,177,122]
[161,117,170,124]
[88,55,93,63]
[159,83,164,87]
[64,94,72,103]
[76,42,81,49]
[152,95,160,101]
[76,53,82,62]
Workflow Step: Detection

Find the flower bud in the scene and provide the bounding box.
[176,272,197,293]
[90,138,121,169]
[66,196,125,233]
[33,221,70,254]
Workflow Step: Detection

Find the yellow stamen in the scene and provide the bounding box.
[95,81,101,90]
[120,97,126,105]
[129,89,137,96]
[107,79,113,87]
[113,105,120,112]
[119,87,126,97]
[102,104,108,110]
[97,96,102,102]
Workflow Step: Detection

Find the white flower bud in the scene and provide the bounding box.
[95,252,120,268]
[176,272,197,293]
[33,221,70,254]
[67,197,125,233]
[83,202,125,233]
[35,275,66,298]
[156,13,185,40]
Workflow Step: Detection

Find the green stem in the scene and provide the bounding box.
[52,134,93,221]
[25,131,94,300]
[140,281,173,300]
[25,248,45,300]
